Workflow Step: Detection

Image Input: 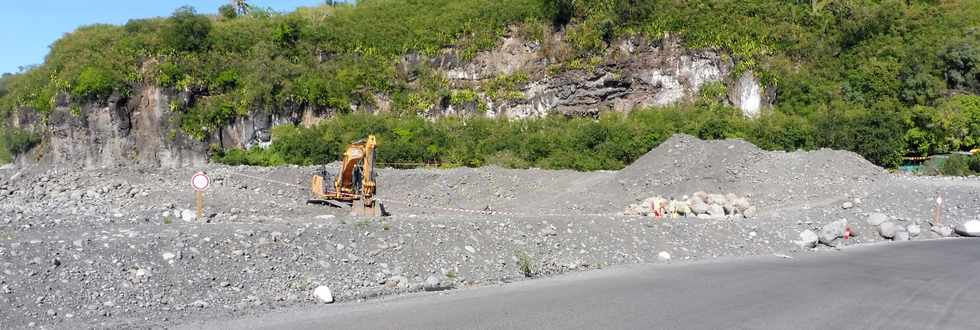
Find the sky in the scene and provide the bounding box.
[0,0,327,75]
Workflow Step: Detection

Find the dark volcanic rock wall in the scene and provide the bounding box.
[38,86,207,168]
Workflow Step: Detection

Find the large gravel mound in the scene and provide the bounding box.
[378,134,888,214]
[601,134,884,209]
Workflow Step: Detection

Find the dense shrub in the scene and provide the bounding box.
[72,67,119,101]
[163,6,212,52]
[212,147,284,166]
[218,4,238,20]
[0,128,40,161]
[922,155,980,177]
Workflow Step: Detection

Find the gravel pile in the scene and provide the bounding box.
[1,134,979,328]
[607,134,884,210]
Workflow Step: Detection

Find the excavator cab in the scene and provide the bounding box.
[308,135,387,217]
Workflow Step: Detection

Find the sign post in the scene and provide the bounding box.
[934,193,943,225]
[191,172,210,221]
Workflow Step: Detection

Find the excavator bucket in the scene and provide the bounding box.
[352,199,386,217]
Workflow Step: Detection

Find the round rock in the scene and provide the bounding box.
[690,200,709,215]
[423,275,447,291]
[907,224,921,237]
[894,230,910,241]
[707,204,726,218]
[867,213,888,226]
[819,219,847,245]
[798,229,819,249]
[878,221,897,239]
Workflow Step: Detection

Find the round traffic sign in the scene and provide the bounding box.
[192,172,210,191]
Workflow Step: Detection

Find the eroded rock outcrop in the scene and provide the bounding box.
[439,35,764,118]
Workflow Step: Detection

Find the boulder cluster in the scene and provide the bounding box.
[798,214,980,249]
[624,192,755,219]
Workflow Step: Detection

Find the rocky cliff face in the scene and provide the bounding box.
[12,34,768,168]
[432,35,766,118]
[18,87,207,168]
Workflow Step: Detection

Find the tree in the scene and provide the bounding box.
[543,0,577,27]
[273,17,302,49]
[941,39,980,93]
[233,0,250,16]
[163,6,212,52]
[72,66,116,101]
[219,4,238,20]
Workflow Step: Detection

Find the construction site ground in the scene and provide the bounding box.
[2,134,979,329]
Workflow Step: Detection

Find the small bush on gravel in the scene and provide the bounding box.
[970,155,980,173]
[515,250,535,278]
[1,128,40,161]
[942,155,974,176]
[212,147,284,167]
[922,155,980,176]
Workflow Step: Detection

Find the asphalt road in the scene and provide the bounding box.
[186,239,980,330]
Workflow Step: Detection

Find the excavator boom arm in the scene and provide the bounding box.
[333,135,377,199]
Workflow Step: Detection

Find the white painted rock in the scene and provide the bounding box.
[954,220,980,237]
[180,209,196,222]
[657,251,671,262]
[313,285,334,303]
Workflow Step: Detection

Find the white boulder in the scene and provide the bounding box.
[954,220,980,237]
[313,285,334,303]
[878,221,897,239]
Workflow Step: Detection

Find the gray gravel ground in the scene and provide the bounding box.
[1,134,979,329]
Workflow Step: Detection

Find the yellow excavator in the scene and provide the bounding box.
[308,135,387,217]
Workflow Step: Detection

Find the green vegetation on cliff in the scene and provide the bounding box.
[2,0,980,169]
